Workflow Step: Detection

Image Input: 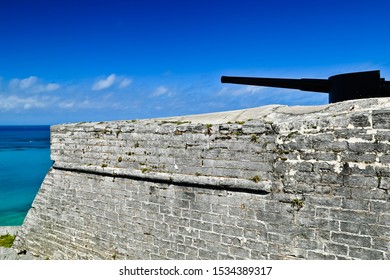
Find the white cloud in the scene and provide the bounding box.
[0,95,46,111]
[219,85,266,96]
[59,101,75,109]
[153,86,168,96]
[19,76,38,89]
[92,74,116,91]
[8,76,60,93]
[9,78,22,90]
[30,83,61,93]
[151,85,174,97]
[118,78,132,89]
[45,83,61,91]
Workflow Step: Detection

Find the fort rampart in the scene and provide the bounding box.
[10,98,390,259]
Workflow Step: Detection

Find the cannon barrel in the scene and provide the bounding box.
[221,76,330,93]
[221,70,390,103]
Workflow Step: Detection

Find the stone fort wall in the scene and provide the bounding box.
[13,98,390,259]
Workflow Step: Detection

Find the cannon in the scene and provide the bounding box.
[221,70,390,103]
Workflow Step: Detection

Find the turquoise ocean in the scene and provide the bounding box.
[0,126,52,226]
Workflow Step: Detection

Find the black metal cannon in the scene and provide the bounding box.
[221,70,390,103]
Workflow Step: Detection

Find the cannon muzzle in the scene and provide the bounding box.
[221,70,390,103]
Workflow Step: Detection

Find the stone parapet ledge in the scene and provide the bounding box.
[49,97,390,196]
[53,162,272,194]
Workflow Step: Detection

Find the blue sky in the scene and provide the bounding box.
[1,0,390,125]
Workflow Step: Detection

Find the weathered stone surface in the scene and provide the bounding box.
[0,226,20,236]
[0,248,18,260]
[12,97,390,260]
[0,247,42,260]
[373,110,390,129]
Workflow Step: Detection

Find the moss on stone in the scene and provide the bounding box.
[251,134,258,143]
[0,234,15,248]
[250,175,261,183]
[291,198,304,210]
